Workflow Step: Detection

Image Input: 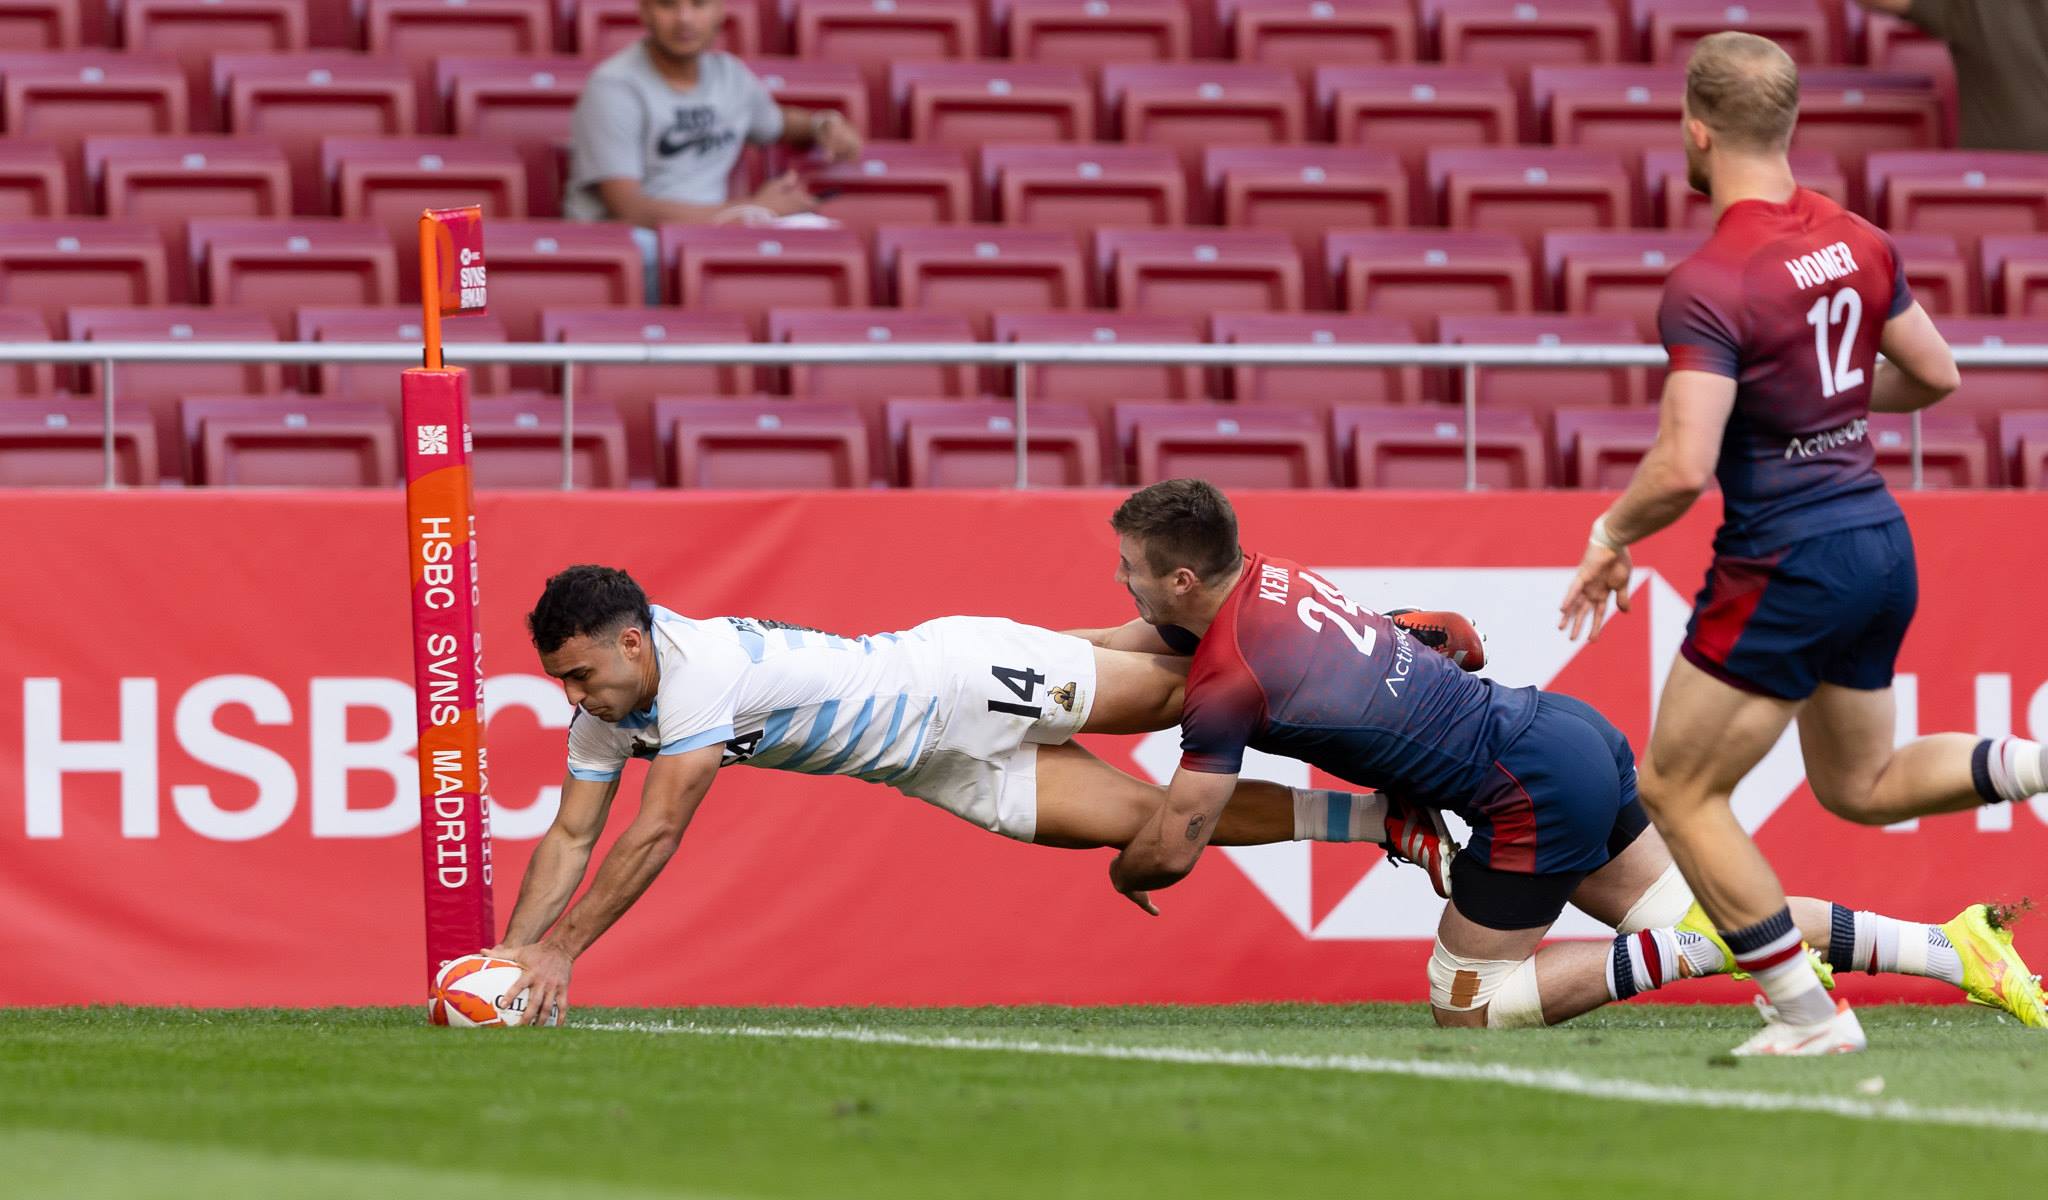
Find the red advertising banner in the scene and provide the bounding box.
[4,490,2045,1008]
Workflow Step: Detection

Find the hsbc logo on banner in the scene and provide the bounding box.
[1131,567,2048,941]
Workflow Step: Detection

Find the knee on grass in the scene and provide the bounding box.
[1427,944,1544,1030]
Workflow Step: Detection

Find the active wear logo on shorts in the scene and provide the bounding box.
[1785,417,1868,461]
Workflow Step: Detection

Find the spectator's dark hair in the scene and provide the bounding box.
[1110,479,1242,583]
[527,565,654,654]
[1686,31,1799,148]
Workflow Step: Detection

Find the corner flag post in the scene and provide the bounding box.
[402,206,495,1002]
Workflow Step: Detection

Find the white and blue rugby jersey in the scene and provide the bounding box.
[565,606,946,785]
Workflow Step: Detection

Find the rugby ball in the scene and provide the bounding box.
[428,954,529,1028]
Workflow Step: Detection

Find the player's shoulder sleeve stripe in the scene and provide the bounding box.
[660,725,736,755]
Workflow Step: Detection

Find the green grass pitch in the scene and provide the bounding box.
[5,1004,2046,1199]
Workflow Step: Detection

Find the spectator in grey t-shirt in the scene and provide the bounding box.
[564,0,863,234]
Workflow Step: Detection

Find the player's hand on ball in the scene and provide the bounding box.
[497,941,573,1028]
[1559,542,1633,643]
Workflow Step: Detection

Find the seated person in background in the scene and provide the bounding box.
[564,0,865,296]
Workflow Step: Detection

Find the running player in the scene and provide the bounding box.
[1103,479,2042,1031]
[487,565,1465,1023]
[1557,32,2048,1054]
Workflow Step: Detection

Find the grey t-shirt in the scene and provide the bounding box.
[563,45,785,220]
[1906,0,2048,151]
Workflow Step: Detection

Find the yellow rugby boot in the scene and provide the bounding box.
[1677,901,1835,989]
[1942,903,2048,1029]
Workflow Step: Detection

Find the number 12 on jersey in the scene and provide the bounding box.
[1807,287,1866,399]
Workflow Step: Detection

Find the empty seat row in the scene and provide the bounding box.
[0,218,2041,345]
[12,393,2045,492]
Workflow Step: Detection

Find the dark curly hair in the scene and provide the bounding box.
[527,565,654,654]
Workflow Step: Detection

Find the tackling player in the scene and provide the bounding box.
[1104,479,2043,1032]
[1557,33,2048,1054]
[487,565,1465,1022]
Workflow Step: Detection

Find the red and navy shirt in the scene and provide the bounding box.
[1178,553,1539,811]
[1660,188,1910,556]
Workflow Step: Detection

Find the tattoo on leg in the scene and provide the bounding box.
[1184,815,1205,842]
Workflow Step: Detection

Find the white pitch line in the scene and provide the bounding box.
[582,1020,2048,1135]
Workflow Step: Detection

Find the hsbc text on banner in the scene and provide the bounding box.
[4,491,2046,1007]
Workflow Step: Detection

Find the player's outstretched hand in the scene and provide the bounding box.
[492,941,573,1028]
[1119,886,1160,917]
[1558,541,1633,643]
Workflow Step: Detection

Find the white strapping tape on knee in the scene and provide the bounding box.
[1428,941,1521,1013]
[1484,958,1544,1030]
[1615,862,1694,935]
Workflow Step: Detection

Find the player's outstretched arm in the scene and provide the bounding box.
[498,744,722,1025]
[1561,370,1735,642]
[494,774,622,949]
[1870,301,1961,414]
[1108,766,1239,909]
[1063,618,1181,655]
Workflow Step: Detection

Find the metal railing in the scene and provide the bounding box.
[3,340,2041,490]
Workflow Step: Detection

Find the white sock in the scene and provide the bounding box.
[1826,904,1963,986]
[1607,928,1726,1001]
[1992,737,2048,800]
[1291,788,1388,842]
[1725,908,1837,1026]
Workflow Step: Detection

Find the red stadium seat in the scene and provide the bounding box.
[1923,318,2048,474]
[297,305,512,411]
[1438,314,1647,419]
[467,395,630,489]
[985,144,1187,228]
[1431,0,1623,73]
[303,0,357,47]
[1544,231,1705,337]
[792,0,981,131]
[806,143,974,230]
[1117,401,1331,488]
[1228,0,1419,78]
[1097,227,1304,316]
[1317,65,1515,212]
[662,225,870,329]
[1634,0,1836,64]
[1326,230,1534,332]
[772,306,979,464]
[891,62,1094,147]
[121,0,305,132]
[0,1,77,50]
[750,58,871,136]
[0,306,55,395]
[1428,147,1634,250]
[1644,147,1846,230]
[1531,66,1683,164]
[326,136,528,293]
[1103,64,1306,179]
[70,305,283,478]
[572,0,762,55]
[1889,231,1969,316]
[1337,405,1547,488]
[479,220,643,344]
[887,398,1103,487]
[1999,412,2048,489]
[1793,71,1944,195]
[657,397,871,488]
[185,395,397,487]
[0,140,67,218]
[995,310,1206,408]
[0,396,158,486]
[1867,152,2048,264]
[0,53,187,200]
[0,219,168,334]
[1009,0,1191,68]
[1984,236,2048,318]
[86,137,291,292]
[1211,311,1418,409]
[364,0,551,130]
[440,57,590,220]
[1862,12,1949,79]
[191,218,399,322]
[1867,411,1988,489]
[1553,406,1659,487]
[543,308,757,481]
[880,226,1088,332]
[216,53,417,215]
[1205,146,1407,289]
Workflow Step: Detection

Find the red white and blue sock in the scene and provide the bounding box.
[1605,928,1724,1000]
[1972,737,2048,805]
[1722,907,1836,1026]
[1291,789,1387,842]
[1824,903,1963,986]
